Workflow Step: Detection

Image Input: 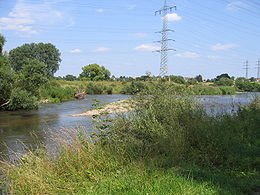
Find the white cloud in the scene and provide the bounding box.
[95,47,110,52]
[175,52,200,58]
[70,49,82,53]
[207,55,221,59]
[164,13,182,21]
[134,44,160,52]
[134,32,148,38]
[96,8,104,13]
[0,0,72,35]
[211,43,239,51]
[226,1,245,11]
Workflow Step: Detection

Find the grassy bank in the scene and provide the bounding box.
[39,79,259,104]
[41,80,240,102]
[1,83,259,194]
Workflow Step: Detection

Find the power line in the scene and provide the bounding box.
[154,0,176,77]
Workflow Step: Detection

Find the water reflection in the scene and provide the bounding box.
[0,95,130,160]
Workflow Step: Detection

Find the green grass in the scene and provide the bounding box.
[1,83,259,194]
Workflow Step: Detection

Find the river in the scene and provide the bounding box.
[0,93,259,161]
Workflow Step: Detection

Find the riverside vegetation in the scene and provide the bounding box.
[0,83,259,194]
[1,33,260,111]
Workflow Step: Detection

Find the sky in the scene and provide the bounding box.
[0,0,259,79]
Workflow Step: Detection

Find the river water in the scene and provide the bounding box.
[0,93,259,160]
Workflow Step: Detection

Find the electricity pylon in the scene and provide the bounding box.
[155,0,176,77]
[243,60,249,79]
[256,59,260,81]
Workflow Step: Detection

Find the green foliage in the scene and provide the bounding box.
[219,86,236,95]
[107,84,260,169]
[214,78,234,86]
[40,81,76,102]
[215,73,231,81]
[195,75,203,82]
[85,82,105,94]
[63,74,77,81]
[9,43,61,77]
[0,57,14,105]
[80,64,111,81]
[169,75,186,84]
[0,33,6,55]
[17,59,48,96]
[190,85,223,95]
[121,81,147,94]
[7,88,38,110]
[2,85,259,194]
[235,77,260,92]
[187,78,198,85]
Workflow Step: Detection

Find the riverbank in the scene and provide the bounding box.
[1,84,259,194]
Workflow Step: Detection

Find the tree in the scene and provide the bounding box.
[169,75,186,84]
[79,64,111,81]
[7,88,38,111]
[187,78,198,85]
[0,61,14,106]
[215,73,231,81]
[18,59,49,95]
[235,77,253,91]
[214,78,234,86]
[9,43,61,77]
[195,75,203,82]
[0,34,6,55]
[64,74,77,81]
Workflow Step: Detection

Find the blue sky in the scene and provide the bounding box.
[0,0,259,79]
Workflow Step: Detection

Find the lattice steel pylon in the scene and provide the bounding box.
[155,0,176,77]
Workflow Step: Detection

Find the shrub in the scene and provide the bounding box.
[169,75,186,84]
[190,85,222,95]
[219,86,236,95]
[214,78,233,86]
[121,81,147,94]
[40,81,76,102]
[7,88,38,110]
[85,82,104,94]
[187,78,198,85]
[104,84,260,169]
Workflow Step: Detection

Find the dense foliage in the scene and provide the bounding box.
[9,42,61,77]
[1,84,259,194]
[80,64,111,81]
[0,34,61,110]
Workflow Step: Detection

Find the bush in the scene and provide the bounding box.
[190,85,222,95]
[40,81,76,102]
[169,75,186,84]
[120,81,147,94]
[85,82,104,94]
[0,64,14,105]
[7,88,38,110]
[105,84,260,169]
[235,77,259,92]
[219,86,236,95]
[187,78,198,85]
[214,78,233,86]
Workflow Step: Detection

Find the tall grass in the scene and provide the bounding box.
[1,83,259,194]
[40,80,77,103]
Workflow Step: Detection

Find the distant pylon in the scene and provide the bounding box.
[243,60,249,79]
[256,59,260,81]
[155,0,176,77]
